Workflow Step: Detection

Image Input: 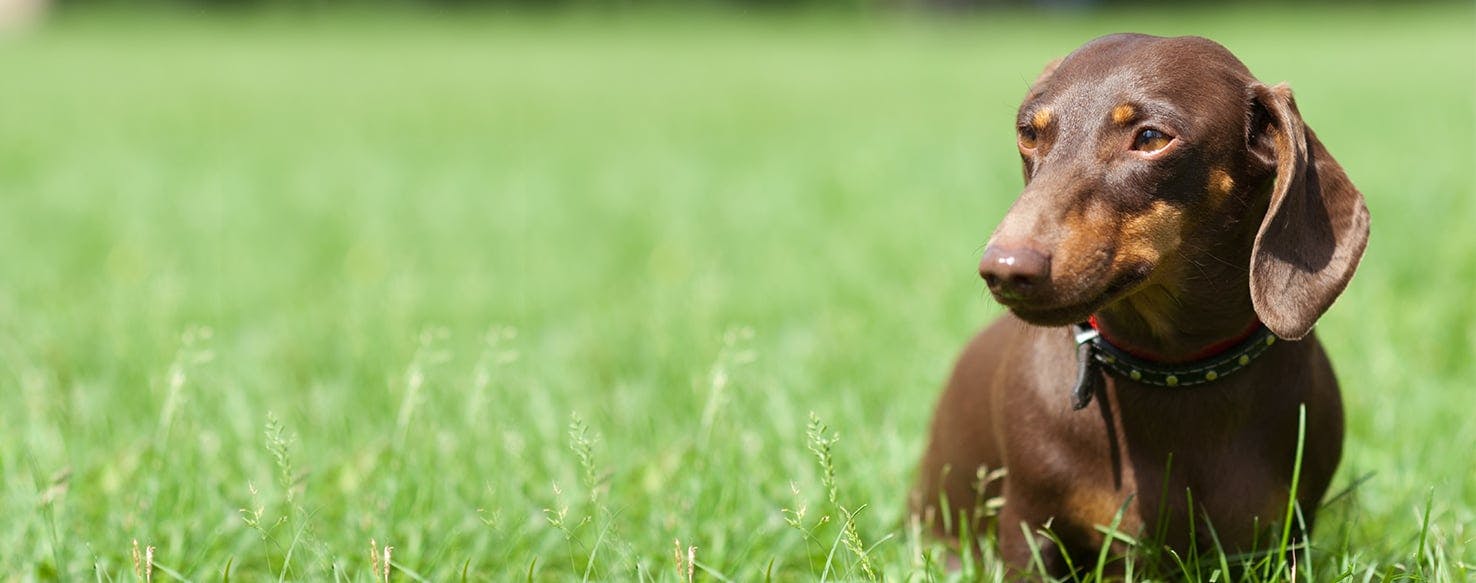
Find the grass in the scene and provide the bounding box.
[0,3,1473,580]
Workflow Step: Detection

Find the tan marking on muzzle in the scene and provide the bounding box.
[1113,201,1188,337]
[1049,204,1117,298]
[1115,201,1185,267]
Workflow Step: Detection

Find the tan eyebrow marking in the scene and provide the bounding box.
[1031,108,1054,129]
[1111,104,1136,125]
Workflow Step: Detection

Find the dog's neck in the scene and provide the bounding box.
[1092,213,1263,363]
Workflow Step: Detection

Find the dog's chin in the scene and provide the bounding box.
[994,274,1147,327]
[1003,301,1101,327]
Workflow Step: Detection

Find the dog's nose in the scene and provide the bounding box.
[979,245,1051,297]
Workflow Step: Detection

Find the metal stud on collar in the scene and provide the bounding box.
[1068,322,1281,408]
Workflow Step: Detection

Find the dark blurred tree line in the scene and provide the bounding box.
[49,0,1415,11]
[52,0,1121,10]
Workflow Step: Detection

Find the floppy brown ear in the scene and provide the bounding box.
[1247,83,1370,340]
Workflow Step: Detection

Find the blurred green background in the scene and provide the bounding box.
[0,1,1471,580]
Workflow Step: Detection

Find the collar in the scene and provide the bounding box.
[1086,315,1265,363]
[1068,318,1279,410]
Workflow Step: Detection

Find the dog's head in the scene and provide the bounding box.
[981,34,1369,340]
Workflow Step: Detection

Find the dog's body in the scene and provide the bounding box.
[912,34,1368,575]
[919,316,1345,571]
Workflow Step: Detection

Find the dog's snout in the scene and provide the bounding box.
[980,245,1051,297]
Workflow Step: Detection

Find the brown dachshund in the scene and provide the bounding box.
[912,34,1369,576]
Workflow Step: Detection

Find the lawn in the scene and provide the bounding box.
[0,4,1472,580]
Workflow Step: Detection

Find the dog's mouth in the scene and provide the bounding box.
[996,271,1149,326]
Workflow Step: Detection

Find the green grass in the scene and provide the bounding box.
[1,4,1473,580]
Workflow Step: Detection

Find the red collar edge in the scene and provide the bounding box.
[1086,315,1265,364]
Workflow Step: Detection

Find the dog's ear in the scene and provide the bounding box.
[1246,83,1370,340]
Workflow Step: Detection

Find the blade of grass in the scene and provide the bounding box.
[1270,404,1309,580]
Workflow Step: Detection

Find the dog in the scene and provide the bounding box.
[911,33,1369,576]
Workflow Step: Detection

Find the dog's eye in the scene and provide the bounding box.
[1132,128,1172,152]
[1018,126,1039,150]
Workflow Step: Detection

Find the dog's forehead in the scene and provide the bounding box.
[1026,34,1252,115]
[1065,34,1247,79]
